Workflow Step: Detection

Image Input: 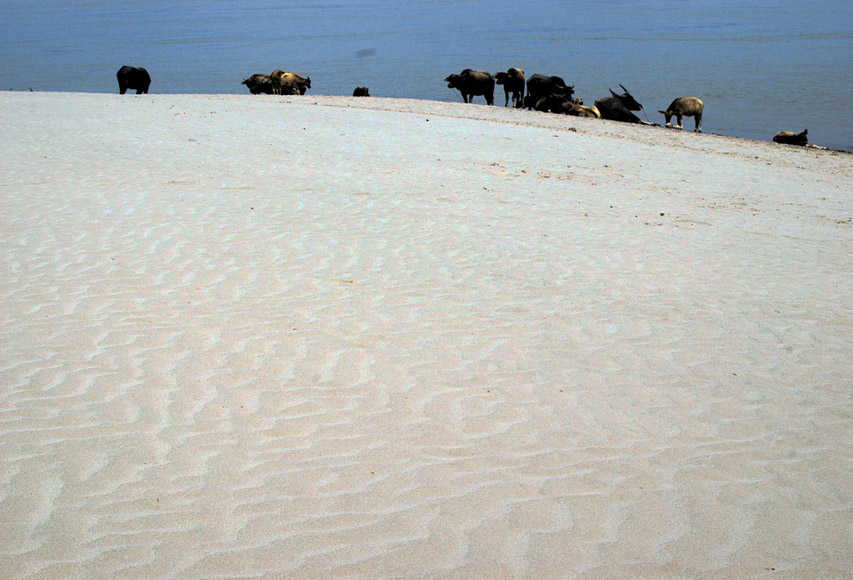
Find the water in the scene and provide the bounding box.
[1,0,851,150]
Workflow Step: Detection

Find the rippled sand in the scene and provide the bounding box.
[1,93,851,579]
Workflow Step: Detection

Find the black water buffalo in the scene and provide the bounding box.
[660,97,704,132]
[271,70,311,95]
[116,66,151,94]
[494,68,525,108]
[595,85,651,124]
[445,69,495,105]
[525,74,574,108]
[773,129,808,146]
[242,74,274,95]
[530,94,575,114]
[353,86,370,97]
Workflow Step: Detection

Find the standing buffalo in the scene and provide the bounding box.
[660,97,704,132]
[116,66,151,94]
[445,69,495,105]
[353,86,370,97]
[525,74,574,109]
[241,74,274,95]
[772,129,808,146]
[494,68,525,108]
[594,85,651,124]
[271,70,311,95]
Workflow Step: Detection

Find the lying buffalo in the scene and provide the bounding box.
[567,102,600,119]
[116,65,151,94]
[532,94,601,118]
[595,85,651,124]
[352,86,370,97]
[525,74,574,109]
[271,70,311,95]
[242,74,274,95]
[660,97,704,132]
[495,68,525,108]
[530,94,576,113]
[445,69,495,105]
[773,129,808,146]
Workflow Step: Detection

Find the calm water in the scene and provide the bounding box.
[1,0,851,150]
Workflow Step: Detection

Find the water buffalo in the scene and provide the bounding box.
[567,103,601,119]
[271,70,311,95]
[531,95,601,118]
[445,69,495,105]
[660,97,704,132]
[525,74,574,109]
[532,94,567,113]
[242,74,274,95]
[116,66,150,94]
[353,86,370,97]
[595,85,651,124]
[530,94,577,113]
[494,68,525,108]
[772,129,808,146]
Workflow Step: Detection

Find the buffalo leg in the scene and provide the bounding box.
[694,114,703,132]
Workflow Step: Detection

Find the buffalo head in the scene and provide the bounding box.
[609,84,643,111]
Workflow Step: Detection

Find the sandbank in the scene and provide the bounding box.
[1,92,851,579]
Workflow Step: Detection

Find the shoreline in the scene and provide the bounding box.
[9,90,852,154]
[1,92,851,579]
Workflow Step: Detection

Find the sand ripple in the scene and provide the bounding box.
[1,93,851,579]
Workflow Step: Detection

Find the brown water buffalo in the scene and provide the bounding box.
[116,66,151,94]
[660,97,704,132]
[532,94,601,118]
[568,103,601,118]
[595,85,651,124]
[525,74,574,109]
[352,86,370,97]
[773,129,808,146]
[495,68,525,108]
[445,69,495,105]
[242,73,274,95]
[271,70,311,95]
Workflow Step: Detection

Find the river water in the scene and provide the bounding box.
[1,0,851,150]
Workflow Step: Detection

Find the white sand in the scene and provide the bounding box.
[1,92,851,579]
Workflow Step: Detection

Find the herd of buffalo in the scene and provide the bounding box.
[116,65,811,146]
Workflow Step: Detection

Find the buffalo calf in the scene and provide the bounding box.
[660,97,704,132]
